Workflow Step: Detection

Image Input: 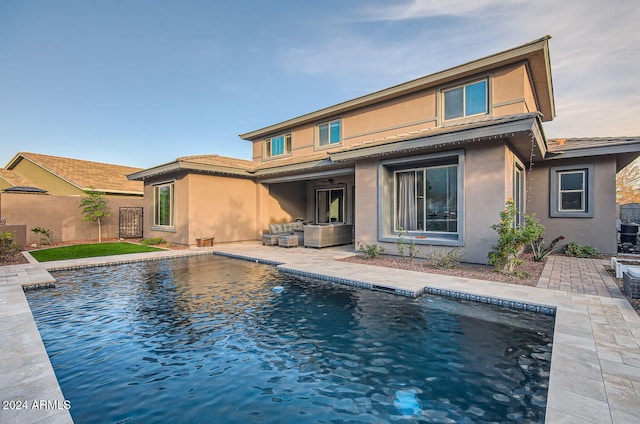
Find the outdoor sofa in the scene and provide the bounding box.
[303,224,353,248]
[262,221,305,246]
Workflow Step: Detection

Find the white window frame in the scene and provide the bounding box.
[550,164,594,218]
[513,161,525,227]
[152,181,175,230]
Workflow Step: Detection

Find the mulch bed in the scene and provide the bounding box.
[341,254,545,287]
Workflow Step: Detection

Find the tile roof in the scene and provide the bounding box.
[177,154,254,170]
[0,168,36,188]
[7,152,144,195]
[547,137,640,153]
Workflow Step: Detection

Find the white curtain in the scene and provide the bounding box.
[397,172,417,230]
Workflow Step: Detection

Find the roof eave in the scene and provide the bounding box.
[128,160,254,181]
[328,115,544,162]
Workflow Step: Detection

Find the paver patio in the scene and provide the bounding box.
[1,242,639,423]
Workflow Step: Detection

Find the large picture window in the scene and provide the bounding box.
[443,79,488,120]
[316,187,345,224]
[153,182,174,228]
[380,151,463,245]
[395,165,458,233]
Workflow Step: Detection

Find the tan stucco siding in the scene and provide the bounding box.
[492,64,531,117]
[11,159,86,195]
[353,159,379,247]
[185,174,259,245]
[250,63,540,166]
[266,181,307,224]
[343,90,437,146]
[0,193,142,244]
[527,156,618,254]
[462,144,510,263]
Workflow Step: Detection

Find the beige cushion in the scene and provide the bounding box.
[270,224,284,234]
[283,223,294,232]
[293,221,304,230]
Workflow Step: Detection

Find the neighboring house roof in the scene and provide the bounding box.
[0,168,36,187]
[239,35,554,140]
[5,152,144,195]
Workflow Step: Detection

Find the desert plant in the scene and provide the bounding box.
[31,226,53,245]
[530,235,565,262]
[0,231,21,264]
[488,199,544,274]
[397,232,420,262]
[141,237,166,246]
[358,242,385,259]
[429,247,463,269]
[79,190,111,243]
[563,242,601,258]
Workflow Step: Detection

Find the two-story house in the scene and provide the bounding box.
[129,36,640,263]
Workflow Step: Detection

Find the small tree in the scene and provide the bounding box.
[79,190,111,242]
[488,199,543,275]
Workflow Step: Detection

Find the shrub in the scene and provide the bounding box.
[397,232,420,262]
[0,231,21,264]
[488,199,544,274]
[141,237,166,246]
[530,235,565,262]
[429,247,463,269]
[564,242,601,258]
[358,242,385,259]
[31,226,53,245]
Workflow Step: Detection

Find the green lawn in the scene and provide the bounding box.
[29,242,165,262]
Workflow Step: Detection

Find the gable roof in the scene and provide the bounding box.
[5,152,144,195]
[127,154,255,180]
[240,35,554,140]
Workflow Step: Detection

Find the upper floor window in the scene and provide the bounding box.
[443,79,488,120]
[265,133,292,158]
[317,119,341,147]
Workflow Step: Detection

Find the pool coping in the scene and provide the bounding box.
[1,243,639,423]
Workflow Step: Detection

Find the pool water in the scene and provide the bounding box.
[27,255,554,423]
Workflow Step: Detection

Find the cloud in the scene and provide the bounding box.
[355,0,525,21]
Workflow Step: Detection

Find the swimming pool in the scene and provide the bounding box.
[27,255,554,423]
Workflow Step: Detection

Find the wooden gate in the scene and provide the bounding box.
[119,207,143,238]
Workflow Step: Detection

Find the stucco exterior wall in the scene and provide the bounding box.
[463,144,510,264]
[143,173,261,246]
[0,193,142,244]
[527,156,618,255]
[352,143,512,264]
[250,62,539,165]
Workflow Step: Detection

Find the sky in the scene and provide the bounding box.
[1,0,639,169]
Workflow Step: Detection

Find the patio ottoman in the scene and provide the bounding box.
[623,268,640,298]
[262,233,280,246]
[278,234,298,248]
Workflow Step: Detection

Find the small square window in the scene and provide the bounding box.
[318,119,341,147]
[550,165,594,218]
[443,80,488,120]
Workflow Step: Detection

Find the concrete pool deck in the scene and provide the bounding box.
[1,242,639,423]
